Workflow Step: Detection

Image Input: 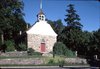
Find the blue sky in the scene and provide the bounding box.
[23,0,100,32]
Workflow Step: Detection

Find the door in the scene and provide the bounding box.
[41,43,45,52]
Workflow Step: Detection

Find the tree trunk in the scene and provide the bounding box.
[1,33,4,44]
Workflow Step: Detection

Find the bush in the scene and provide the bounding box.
[59,60,65,67]
[66,49,76,57]
[53,42,76,57]
[48,59,55,64]
[27,48,34,55]
[18,43,27,51]
[27,48,42,56]
[53,42,67,56]
[5,40,15,52]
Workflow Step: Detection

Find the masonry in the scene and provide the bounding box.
[27,34,56,53]
[26,5,57,54]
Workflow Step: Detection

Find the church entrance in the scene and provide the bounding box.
[41,43,45,52]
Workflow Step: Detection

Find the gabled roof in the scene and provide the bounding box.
[26,21,57,36]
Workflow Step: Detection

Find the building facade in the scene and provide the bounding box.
[26,7,57,53]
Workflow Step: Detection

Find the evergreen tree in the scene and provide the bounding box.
[65,4,83,29]
[61,4,83,51]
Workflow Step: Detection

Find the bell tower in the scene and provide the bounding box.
[37,0,46,21]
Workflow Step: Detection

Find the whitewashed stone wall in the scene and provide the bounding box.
[27,34,56,53]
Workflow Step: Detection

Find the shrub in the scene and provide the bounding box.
[5,40,15,52]
[18,43,27,51]
[53,42,76,57]
[27,48,34,55]
[48,59,55,64]
[66,49,76,57]
[53,42,67,56]
[27,48,42,56]
[59,60,65,67]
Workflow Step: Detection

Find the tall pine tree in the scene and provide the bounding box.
[60,4,83,52]
[65,4,83,29]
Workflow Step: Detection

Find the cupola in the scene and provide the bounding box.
[37,0,45,21]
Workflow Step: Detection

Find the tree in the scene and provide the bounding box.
[60,4,83,51]
[65,4,83,29]
[93,29,100,59]
[0,0,27,52]
[47,19,65,41]
[77,31,93,57]
[0,0,26,43]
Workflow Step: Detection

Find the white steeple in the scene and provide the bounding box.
[37,0,46,21]
[40,0,42,10]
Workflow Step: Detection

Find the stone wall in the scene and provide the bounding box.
[65,58,87,64]
[0,57,87,65]
[27,34,57,53]
[0,51,27,57]
[0,58,44,65]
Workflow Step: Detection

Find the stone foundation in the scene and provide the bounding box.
[0,58,44,65]
[0,51,27,57]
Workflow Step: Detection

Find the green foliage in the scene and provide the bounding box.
[64,4,83,29]
[53,42,75,57]
[60,27,83,51]
[93,29,100,48]
[59,60,65,67]
[0,0,24,31]
[66,49,76,57]
[47,19,65,42]
[48,59,55,64]
[59,4,84,52]
[27,48,35,55]
[47,19,64,35]
[53,42,67,56]
[27,48,42,56]
[32,51,42,56]
[5,40,15,52]
[18,43,27,51]
[0,0,27,41]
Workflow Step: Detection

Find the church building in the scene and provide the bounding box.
[26,1,57,53]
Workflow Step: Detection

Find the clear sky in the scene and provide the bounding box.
[23,0,100,32]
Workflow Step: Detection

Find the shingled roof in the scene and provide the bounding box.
[38,9,44,15]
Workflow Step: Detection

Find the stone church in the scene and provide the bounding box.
[26,1,57,53]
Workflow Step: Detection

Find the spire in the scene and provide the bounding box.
[40,0,42,10]
[39,0,44,15]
